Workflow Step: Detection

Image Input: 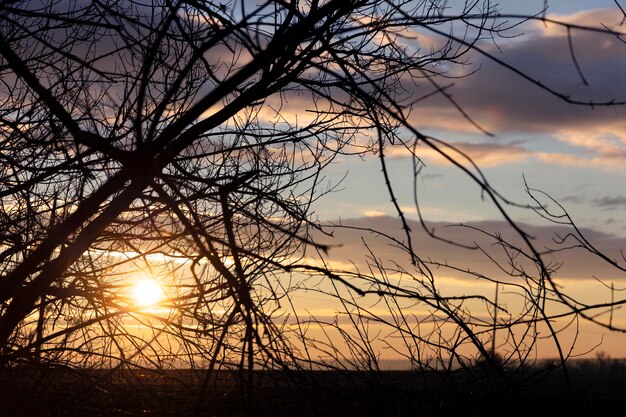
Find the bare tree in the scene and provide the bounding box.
[1,0,625,415]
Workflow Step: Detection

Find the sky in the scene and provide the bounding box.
[12,0,624,367]
[79,0,626,365]
[317,1,626,230]
[298,0,626,359]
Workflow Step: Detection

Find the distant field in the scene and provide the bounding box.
[1,361,625,416]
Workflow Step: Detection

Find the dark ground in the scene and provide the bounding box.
[1,360,625,417]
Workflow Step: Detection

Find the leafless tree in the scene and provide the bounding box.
[1,0,625,415]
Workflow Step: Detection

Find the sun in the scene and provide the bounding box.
[132,276,164,307]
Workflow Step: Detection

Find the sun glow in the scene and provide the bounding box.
[132,276,164,307]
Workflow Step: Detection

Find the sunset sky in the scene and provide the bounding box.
[296,0,626,359]
[87,0,626,364]
[4,0,625,370]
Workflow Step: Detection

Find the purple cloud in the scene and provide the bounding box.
[409,10,626,134]
[317,215,626,282]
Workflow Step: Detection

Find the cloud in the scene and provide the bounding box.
[359,8,626,170]
[560,195,586,204]
[385,137,626,171]
[316,215,626,282]
[591,196,626,209]
[409,141,533,167]
[198,7,626,172]
[533,149,626,170]
[410,8,626,135]
[363,210,388,217]
[539,9,626,36]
